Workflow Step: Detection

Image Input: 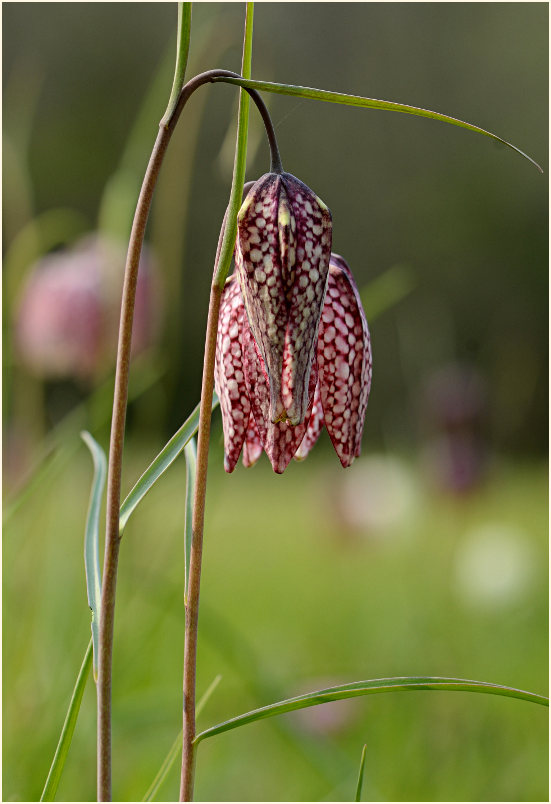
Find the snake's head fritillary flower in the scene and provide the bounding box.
[235,172,332,427]
[214,252,372,473]
[295,254,372,467]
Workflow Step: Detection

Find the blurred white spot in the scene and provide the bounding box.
[453,524,536,610]
[338,455,419,532]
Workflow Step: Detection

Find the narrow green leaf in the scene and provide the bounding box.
[194,676,548,744]
[40,639,93,801]
[142,675,222,802]
[119,395,219,534]
[183,437,197,604]
[355,744,367,802]
[80,431,106,681]
[213,76,543,173]
[212,3,253,288]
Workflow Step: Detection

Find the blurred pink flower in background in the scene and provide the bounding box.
[420,363,488,494]
[14,234,162,382]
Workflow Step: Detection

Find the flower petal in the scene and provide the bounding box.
[242,413,263,468]
[294,381,324,461]
[317,255,372,467]
[279,174,332,426]
[236,172,332,427]
[214,277,250,473]
[242,322,318,473]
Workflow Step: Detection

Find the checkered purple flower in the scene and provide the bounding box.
[215,238,372,473]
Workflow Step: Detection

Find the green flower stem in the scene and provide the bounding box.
[179,9,255,800]
[212,76,543,173]
[161,4,192,128]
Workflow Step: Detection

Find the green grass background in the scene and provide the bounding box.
[4,433,547,801]
[2,4,548,800]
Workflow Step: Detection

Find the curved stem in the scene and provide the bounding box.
[97,64,276,804]
[179,7,255,799]
[98,125,171,802]
[178,280,222,801]
[168,69,282,173]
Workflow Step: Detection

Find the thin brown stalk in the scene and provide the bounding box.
[98,125,170,801]
[179,280,222,801]
[97,68,280,800]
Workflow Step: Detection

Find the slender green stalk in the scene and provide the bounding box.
[355,744,367,802]
[161,4,193,128]
[179,6,255,800]
[40,640,93,801]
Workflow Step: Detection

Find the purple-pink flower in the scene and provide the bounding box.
[14,235,161,381]
[215,251,372,473]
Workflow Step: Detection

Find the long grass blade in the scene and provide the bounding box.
[195,676,548,744]
[142,675,222,802]
[355,744,367,802]
[361,263,416,322]
[40,639,93,801]
[80,431,106,680]
[119,394,219,534]
[183,437,197,603]
[213,76,543,173]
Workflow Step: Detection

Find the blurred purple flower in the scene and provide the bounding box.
[420,363,488,493]
[14,235,161,381]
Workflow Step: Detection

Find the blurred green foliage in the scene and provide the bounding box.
[2,4,548,802]
[3,444,548,800]
[2,2,548,453]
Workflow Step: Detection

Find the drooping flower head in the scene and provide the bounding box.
[215,244,372,473]
[235,172,332,427]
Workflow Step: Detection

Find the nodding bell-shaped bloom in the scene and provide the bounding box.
[235,172,332,427]
[215,250,372,474]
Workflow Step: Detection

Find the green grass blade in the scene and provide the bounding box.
[142,675,222,802]
[40,639,93,801]
[183,437,197,603]
[195,676,548,744]
[213,76,543,173]
[80,431,106,681]
[119,394,219,534]
[361,263,416,322]
[212,4,253,288]
[355,744,367,802]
